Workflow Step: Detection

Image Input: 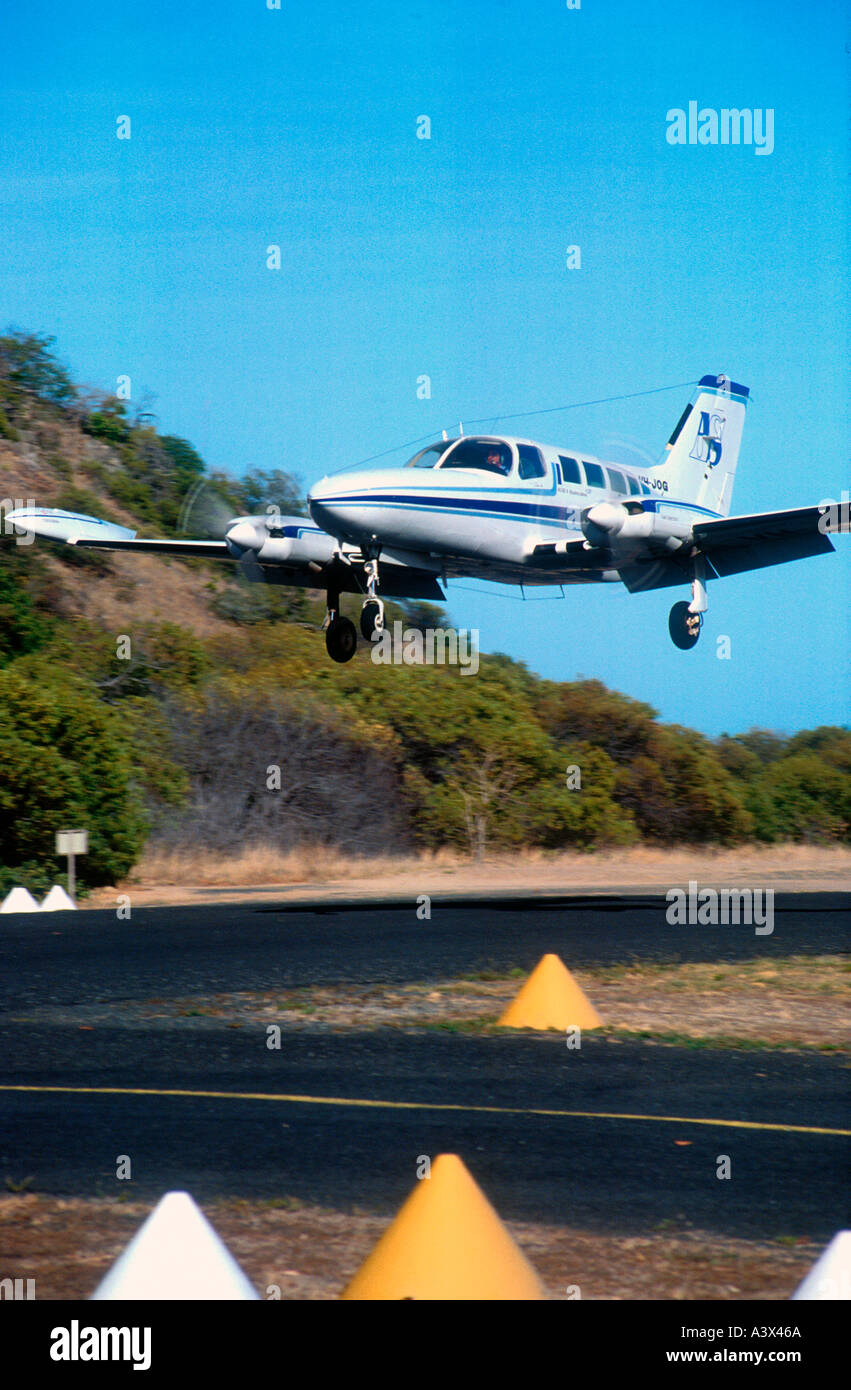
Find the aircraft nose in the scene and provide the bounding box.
[307,477,333,527]
[308,468,400,542]
[308,476,332,502]
[308,476,354,533]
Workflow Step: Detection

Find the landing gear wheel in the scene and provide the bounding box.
[360,599,384,641]
[325,615,358,663]
[669,600,702,650]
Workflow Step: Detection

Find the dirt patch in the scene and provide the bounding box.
[0,1193,820,1300]
[10,957,846,1051]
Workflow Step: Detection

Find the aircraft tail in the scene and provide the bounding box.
[653,374,749,516]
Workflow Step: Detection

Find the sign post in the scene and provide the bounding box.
[55,830,88,904]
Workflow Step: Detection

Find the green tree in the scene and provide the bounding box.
[0,669,148,895]
[537,679,751,843]
[159,435,207,495]
[616,726,753,844]
[228,468,305,518]
[82,396,131,444]
[0,329,76,405]
[752,753,851,843]
[0,548,53,663]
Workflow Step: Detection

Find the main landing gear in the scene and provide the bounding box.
[324,589,357,663]
[323,557,385,663]
[668,601,702,649]
[668,556,708,650]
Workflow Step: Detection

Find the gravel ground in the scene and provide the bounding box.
[0,1193,823,1301]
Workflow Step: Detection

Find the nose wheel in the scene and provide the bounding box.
[360,598,385,641]
[669,600,702,650]
[359,555,385,641]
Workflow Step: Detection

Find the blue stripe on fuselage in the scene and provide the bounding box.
[316,491,722,527]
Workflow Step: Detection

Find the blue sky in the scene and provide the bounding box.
[1,0,848,736]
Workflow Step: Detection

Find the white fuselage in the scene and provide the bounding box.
[307,434,717,585]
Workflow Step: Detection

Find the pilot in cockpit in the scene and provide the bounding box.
[488,448,510,475]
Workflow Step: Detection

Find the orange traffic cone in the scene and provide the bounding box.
[498,953,602,1031]
[341,1154,544,1300]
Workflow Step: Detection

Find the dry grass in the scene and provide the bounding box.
[128,843,464,889]
[101,842,851,908]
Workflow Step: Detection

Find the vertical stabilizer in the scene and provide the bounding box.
[653,374,749,515]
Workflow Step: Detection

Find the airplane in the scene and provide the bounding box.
[6,373,845,664]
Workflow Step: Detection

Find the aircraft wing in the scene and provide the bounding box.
[692,505,836,576]
[80,537,231,556]
[4,506,445,599]
[4,507,236,556]
[529,504,841,594]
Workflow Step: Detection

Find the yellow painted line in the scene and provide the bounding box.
[0,1084,848,1137]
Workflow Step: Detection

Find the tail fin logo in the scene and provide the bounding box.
[690,410,726,468]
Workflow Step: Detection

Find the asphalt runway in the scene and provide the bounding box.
[0,892,847,1007]
[0,894,848,1239]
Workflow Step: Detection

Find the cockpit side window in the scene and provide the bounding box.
[440,439,514,475]
[407,442,454,468]
[517,444,547,480]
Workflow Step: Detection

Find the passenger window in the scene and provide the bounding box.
[558,455,581,485]
[583,460,605,489]
[627,475,641,496]
[607,469,628,495]
[517,444,546,480]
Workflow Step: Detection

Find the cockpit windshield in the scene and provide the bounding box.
[439,438,514,475]
[406,441,455,468]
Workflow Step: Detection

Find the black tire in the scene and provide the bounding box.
[325,615,358,663]
[360,600,383,641]
[668,600,701,650]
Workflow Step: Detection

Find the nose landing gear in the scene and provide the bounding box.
[360,599,385,641]
[359,556,385,641]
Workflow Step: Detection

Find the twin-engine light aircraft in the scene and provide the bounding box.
[7,374,843,663]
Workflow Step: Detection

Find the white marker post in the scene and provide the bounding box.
[55,830,88,904]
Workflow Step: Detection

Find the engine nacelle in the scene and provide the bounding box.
[581,503,692,552]
[225,513,340,566]
[258,524,338,567]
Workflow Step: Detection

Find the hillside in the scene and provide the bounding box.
[1,330,849,896]
[0,334,308,640]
